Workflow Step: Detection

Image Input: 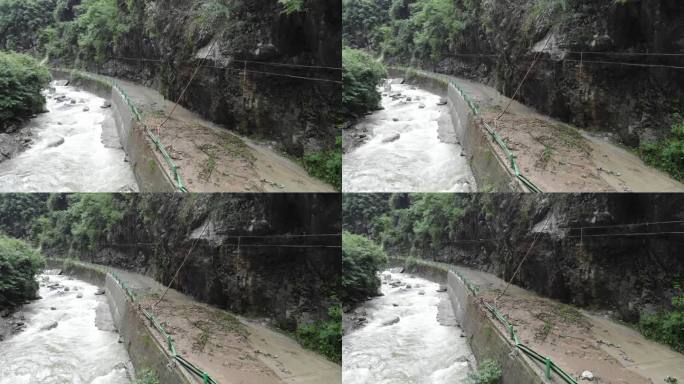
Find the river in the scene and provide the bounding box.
[342,81,476,192]
[0,81,138,192]
[343,270,474,384]
[0,273,132,384]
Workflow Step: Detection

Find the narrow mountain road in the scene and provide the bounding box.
[87,73,334,192]
[72,262,341,384]
[403,69,684,192]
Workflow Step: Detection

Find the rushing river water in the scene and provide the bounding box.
[343,270,474,384]
[0,81,138,192]
[343,81,476,192]
[0,273,132,384]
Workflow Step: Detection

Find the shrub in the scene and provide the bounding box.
[296,305,342,363]
[467,359,503,384]
[342,47,387,115]
[0,51,51,131]
[342,231,387,306]
[303,136,342,190]
[133,369,160,384]
[639,294,684,353]
[0,234,45,310]
[639,116,684,181]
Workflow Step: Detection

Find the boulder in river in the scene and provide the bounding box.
[418,103,426,109]
[382,316,400,326]
[436,286,447,292]
[45,137,65,148]
[95,288,106,295]
[54,80,70,87]
[382,132,401,143]
[437,98,448,106]
[101,101,112,109]
[41,321,58,331]
[83,106,90,112]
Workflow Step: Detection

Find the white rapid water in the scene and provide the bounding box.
[0,81,138,192]
[343,81,476,192]
[343,271,474,384]
[0,273,132,384]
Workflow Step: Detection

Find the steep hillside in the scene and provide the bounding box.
[0,193,341,331]
[343,193,684,323]
[344,0,684,153]
[1,0,342,182]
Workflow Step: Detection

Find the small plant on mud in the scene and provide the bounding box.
[467,359,503,384]
[664,377,679,384]
[133,369,160,384]
[639,114,684,181]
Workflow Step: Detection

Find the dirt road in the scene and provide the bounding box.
[425,71,684,192]
[429,261,684,383]
[95,73,334,192]
[84,263,340,384]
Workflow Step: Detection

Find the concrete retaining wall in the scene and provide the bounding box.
[49,259,190,383]
[50,69,175,192]
[447,271,551,383]
[388,67,520,191]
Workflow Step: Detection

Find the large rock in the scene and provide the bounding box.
[382,132,401,143]
[45,137,65,148]
[381,316,400,326]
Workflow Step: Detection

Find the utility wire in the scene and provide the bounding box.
[567,231,684,239]
[496,214,552,301]
[153,219,210,309]
[560,220,684,231]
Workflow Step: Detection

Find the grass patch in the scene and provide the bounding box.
[133,369,160,384]
[213,310,249,338]
[639,294,684,353]
[221,133,253,162]
[639,116,684,181]
[302,136,342,190]
[467,359,503,384]
[192,321,210,352]
[295,305,342,363]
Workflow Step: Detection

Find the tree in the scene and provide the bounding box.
[0,51,51,131]
[342,47,387,115]
[0,234,45,310]
[342,231,387,306]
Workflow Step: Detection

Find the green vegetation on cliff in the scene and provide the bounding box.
[303,136,342,190]
[342,47,387,115]
[0,0,56,52]
[639,292,684,353]
[342,231,387,306]
[296,305,342,363]
[373,194,467,253]
[0,51,50,131]
[0,234,45,309]
[640,116,684,181]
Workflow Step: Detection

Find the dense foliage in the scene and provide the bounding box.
[370,194,467,254]
[0,194,48,239]
[303,136,342,190]
[640,116,684,181]
[343,0,468,62]
[32,194,128,252]
[0,234,45,309]
[296,305,342,362]
[639,293,684,353]
[0,0,56,52]
[341,193,390,235]
[342,231,387,306]
[0,51,51,131]
[342,47,387,115]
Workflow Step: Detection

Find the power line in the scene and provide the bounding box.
[108,55,341,71]
[542,49,684,57]
[567,231,684,239]
[560,220,684,231]
[108,56,341,84]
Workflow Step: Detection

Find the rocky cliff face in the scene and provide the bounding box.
[352,194,683,323]
[63,0,341,158]
[46,194,341,330]
[388,0,684,147]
